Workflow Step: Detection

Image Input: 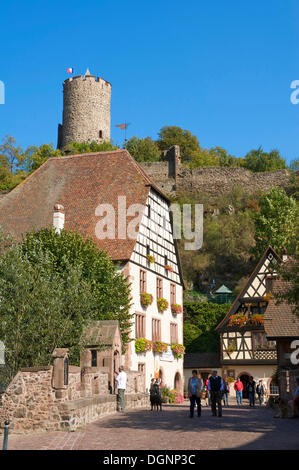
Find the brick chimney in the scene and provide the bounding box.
[53,203,65,234]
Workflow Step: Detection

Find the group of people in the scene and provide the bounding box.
[187,370,269,418]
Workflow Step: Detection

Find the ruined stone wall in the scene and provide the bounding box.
[140,162,292,197]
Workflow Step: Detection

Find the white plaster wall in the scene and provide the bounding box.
[126,261,184,393]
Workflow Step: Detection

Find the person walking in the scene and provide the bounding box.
[256,380,265,406]
[208,369,224,417]
[248,377,256,407]
[222,378,230,407]
[205,377,211,406]
[115,365,127,412]
[234,377,244,406]
[188,370,203,418]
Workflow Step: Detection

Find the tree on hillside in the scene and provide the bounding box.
[253,187,298,258]
[183,302,230,353]
[242,147,287,173]
[157,126,200,162]
[0,135,24,173]
[0,228,132,377]
[61,140,119,155]
[124,136,160,162]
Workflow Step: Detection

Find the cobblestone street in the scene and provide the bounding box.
[5,400,299,450]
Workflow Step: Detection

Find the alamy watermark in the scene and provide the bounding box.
[290,80,299,104]
[94,196,203,250]
[290,339,299,365]
[0,81,4,104]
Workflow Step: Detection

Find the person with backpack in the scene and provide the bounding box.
[256,380,265,406]
[188,370,203,418]
[208,369,224,417]
[222,378,230,407]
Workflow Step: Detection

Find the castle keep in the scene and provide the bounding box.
[57,69,111,148]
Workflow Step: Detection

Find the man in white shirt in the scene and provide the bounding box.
[115,365,127,412]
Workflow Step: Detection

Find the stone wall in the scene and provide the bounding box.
[140,161,292,197]
[0,364,146,434]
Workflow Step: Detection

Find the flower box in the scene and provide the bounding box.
[157,298,168,312]
[228,314,247,327]
[248,314,265,326]
[171,343,185,359]
[135,338,152,353]
[152,341,168,354]
[263,293,272,302]
[146,254,155,264]
[164,265,174,272]
[171,303,183,314]
[140,292,153,307]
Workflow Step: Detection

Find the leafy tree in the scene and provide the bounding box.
[61,140,119,155]
[242,147,287,173]
[183,302,230,352]
[157,126,200,162]
[0,135,24,173]
[0,228,132,376]
[289,158,299,172]
[24,143,62,172]
[253,187,298,258]
[124,136,160,162]
[275,257,299,318]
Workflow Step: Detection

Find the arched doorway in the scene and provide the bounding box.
[174,372,182,393]
[239,373,250,398]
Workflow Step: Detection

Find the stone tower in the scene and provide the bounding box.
[57,69,111,149]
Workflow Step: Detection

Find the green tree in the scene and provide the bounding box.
[61,140,119,155]
[24,143,62,172]
[157,126,200,162]
[124,136,160,162]
[289,158,299,172]
[0,135,24,173]
[0,228,132,376]
[253,187,298,258]
[242,147,287,173]
[183,302,229,352]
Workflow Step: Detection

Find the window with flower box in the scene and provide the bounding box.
[152,318,161,341]
[170,283,176,305]
[170,322,178,344]
[135,313,146,339]
[140,269,146,294]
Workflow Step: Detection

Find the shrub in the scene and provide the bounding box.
[228,314,247,327]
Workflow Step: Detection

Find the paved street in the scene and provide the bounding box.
[5,400,299,450]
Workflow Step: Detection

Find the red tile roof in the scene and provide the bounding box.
[0,150,169,261]
[264,278,299,339]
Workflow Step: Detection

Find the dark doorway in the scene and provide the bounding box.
[240,374,250,398]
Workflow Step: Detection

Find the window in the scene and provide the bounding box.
[164,254,168,266]
[99,130,103,138]
[140,269,146,293]
[135,313,146,339]
[170,323,178,344]
[138,363,145,373]
[269,381,279,395]
[252,332,275,350]
[227,369,235,378]
[156,277,163,299]
[91,349,97,367]
[146,245,150,256]
[170,283,176,304]
[152,318,161,341]
[147,204,151,219]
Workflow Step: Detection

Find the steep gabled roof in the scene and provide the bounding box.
[264,278,299,339]
[0,150,184,285]
[216,246,281,331]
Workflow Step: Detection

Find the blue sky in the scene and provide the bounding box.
[0,0,298,164]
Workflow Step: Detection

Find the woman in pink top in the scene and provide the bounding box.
[234,378,244,405]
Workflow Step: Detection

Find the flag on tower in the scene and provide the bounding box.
[67,67,74,74]
[115,123,128,130]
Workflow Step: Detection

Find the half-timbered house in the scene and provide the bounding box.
[0,149,185,394]
[216,247,280,397]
